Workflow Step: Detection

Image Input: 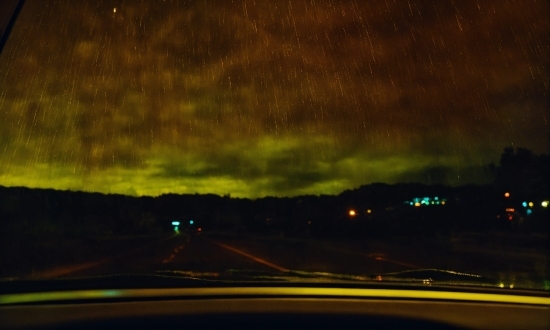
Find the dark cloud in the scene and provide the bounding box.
[0,0,547,197]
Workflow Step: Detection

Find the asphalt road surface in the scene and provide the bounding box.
[60,232,417,278]
[3,231,547,289]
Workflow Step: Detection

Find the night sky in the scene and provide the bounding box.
[0,0,548,198]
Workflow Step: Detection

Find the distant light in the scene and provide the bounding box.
[171,221,180,226]
[197,227,202,232]
[526,209,532,215]
[528,202,534,207]
[499,283,504,288]
[367,209,372,214]
[506,208,515,212]
[174,226,179,232]
[423,197,430,201]
[434,197,439,200]
[414,202,421,207]
[113,8,116,13]
[504,192,510,198]
[349,210,356,216]
[410,202,413,206]
[508,215,513,221]
[307,221,311,225]
[189,220,194,225]
[542,201,549,208]
[441,201,446,205]
[522,202,527,207]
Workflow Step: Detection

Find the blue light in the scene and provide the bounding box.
[410,202,413,206]
[526,209,532,215]
[522,202,527,207]
[434,197,439,200]
[172,221,180,226]
[189,220,194,225]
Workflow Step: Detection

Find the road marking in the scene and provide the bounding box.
[27,233,182,278]
[29,260,109,279]
[209,240,290,273]
[162,244,184,264]
[374,256,420,269]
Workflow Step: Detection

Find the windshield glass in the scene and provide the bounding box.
[0,0,548,291]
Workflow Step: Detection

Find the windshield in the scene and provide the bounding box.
[0,0,548,292]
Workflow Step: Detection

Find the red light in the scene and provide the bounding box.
[198,227,202,232]
[508,215,513,221]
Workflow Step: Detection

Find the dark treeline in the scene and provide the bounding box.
[0,148,548,240]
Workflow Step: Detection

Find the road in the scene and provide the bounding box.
[61,232,417,278]
[3,231,546,289]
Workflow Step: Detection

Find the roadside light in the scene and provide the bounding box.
[522,202,527,207]
[349,210,356,216]
[367,209,372,214]
[441,201,446,205]
[528,202,534,208]
[504,192,510,198]
[189,220,194,225]
[542,201,549,208]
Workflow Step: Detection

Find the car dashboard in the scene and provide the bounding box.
[1,286,549,329]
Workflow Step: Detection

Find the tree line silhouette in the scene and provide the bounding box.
[0,148,547,241]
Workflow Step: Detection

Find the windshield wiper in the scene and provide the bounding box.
[156,268,504,288]
[375,269,501,287]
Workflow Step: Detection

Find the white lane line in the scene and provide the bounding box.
[163,244,184,264]
[374,256,420,269]
[209,240,290,273]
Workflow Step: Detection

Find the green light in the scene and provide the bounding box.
[174,226,179,232]
[172,221,180,226]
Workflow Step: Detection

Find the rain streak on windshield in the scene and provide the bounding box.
[0,0,548,290]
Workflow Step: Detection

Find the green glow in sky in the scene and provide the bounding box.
[0,0,548,198]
